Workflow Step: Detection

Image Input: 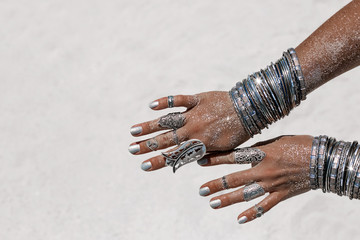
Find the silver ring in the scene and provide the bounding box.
[243,183,265,201]
[254,204,264,218]
[173,130,180,145]
[234,147,266,164]
[221,176,229,190]
[146,138,159,151]
[158,112,186,130]
[168,96,174,108]
[162,139,206,173]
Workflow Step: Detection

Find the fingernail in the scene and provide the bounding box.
[128,144,140,154]
[149,101,159,109]
[130,126,142,136]
[197,158,208,166]
[199,187,210,196]
[238,216,247,224]
[141,162,152,171]
[209,199,221,209]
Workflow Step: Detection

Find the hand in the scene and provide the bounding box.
[129,91,250,171]
[198,135,312,224]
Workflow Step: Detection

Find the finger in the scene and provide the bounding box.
[130,119,163,137]
[149,95,199,110]
[208,182,268,209]
[140,155,166,172]
[140,141,185,171]
[130,112,187,137]
[197,151,235,166]
[199,169,259,196]
[128,128,188,155]
[237,191,285,224]
[197,147,266,167]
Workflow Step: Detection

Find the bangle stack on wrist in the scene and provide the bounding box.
[229,48,306,137]
[311,135,360,199]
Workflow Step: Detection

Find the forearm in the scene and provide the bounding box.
[296,0,360,93]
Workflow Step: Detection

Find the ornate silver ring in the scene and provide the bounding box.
[234,147,266,164]
[146,138,159,151]
[254,204,265,218]
[162,139,206,173]
[243,183,265,201]
[221,176,230,190]
[168,96,174,108]
[158,112,186,130]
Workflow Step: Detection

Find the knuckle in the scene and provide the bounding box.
[176,95,185,103]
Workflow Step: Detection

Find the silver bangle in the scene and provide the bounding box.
[317,135,328,192]
[310,137,320,190]
[229,48,307,138]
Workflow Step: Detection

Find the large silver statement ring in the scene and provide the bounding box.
[168,96,174,108]
[243,183,265,201]
[221,176,229,190]
[254,204,265,218]
[146,138,159,151]
[158,112,186,130]
[234,147,266,164]
[162,139,206,173]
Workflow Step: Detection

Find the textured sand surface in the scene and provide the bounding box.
[0,0,359,239]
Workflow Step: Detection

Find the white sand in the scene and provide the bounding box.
[0,0,359,239]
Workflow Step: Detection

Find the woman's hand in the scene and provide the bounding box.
[129,91,250,170]
[198,135,313,224]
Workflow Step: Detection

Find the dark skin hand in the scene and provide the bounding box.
[197,135,313,224]
[129,1,360,171]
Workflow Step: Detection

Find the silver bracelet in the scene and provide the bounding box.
[312,136,360,200]
[317,135,328,192]
[229,48,307,137]
[310,137,320,190]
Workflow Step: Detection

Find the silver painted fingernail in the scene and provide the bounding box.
[199,187,210,196]
[149,101,159,109]
[141,162,152,171]
[130,126,142,136]
[238,216,247,224]
[197,158,208,166]
[210,199,221,209]
[128,144,140,154]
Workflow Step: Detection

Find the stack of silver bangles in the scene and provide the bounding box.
[229,48,306,137]
[310,135,360,200]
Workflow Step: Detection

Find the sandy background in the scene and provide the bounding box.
[1,0,359,239]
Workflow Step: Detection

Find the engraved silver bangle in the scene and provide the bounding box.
[229,48,307,138]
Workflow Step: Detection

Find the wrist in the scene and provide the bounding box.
[229,48,307,138]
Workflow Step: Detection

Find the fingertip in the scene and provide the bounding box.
[149,100,159,109]
[238,215,248,224]
[199,186,210,196]
[130,125,143,136]
[128,144,140,154]
[209,199,221,209]
[141,161,152,171]
[197,158,208,166]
